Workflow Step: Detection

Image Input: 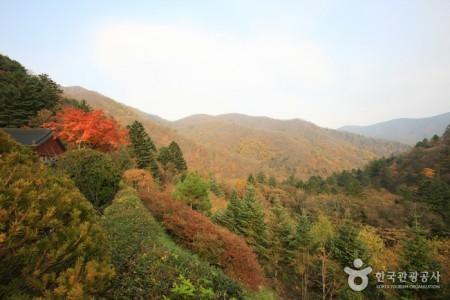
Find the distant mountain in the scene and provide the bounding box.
[338,113,450,145]
[173,113,409,179]
[63,86,410,180]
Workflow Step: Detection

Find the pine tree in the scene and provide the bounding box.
[288,213,315,300]
[127,120,160,179]
[214,189,241,230]
[168,141,187,172]
[266,198,295,280]
[63,98,92,112]
[234,186,267,254]
[247,173,256,185]
[0,55,61,127]
[257,171,266,184]
[399,220,441,298]
[331,222,369,268]
[209,174,222,196]
[268,175,277,187]
[157,146,173,170]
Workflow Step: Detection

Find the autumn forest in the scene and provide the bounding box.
[1,54,449,299]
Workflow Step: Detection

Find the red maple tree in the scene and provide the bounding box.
[43,107,130,152]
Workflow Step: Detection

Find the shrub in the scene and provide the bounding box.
[57,149,121,210]
[173,172,212,214]
[102,188,244,299]
[141,189,265,290]
[0,131,114,298]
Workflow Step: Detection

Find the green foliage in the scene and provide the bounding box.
[219,186,267,255]
[169,141,188,172]
[265,198,296,280]
[257,171,266,183]
[268,175,277,187]
[127,120,160,180]
[173,172,212,214]
[415,137,432,148]
[304,175,329,194]
[63,98,92,112]
[417,179,450,220]
[247,173,256,185]
[337,171,365,198]
[171,275,196,298]
[0,131,114,298]
[0,55,61,127]
[171,275,215,299]
[158,146,171,167]
[398,221,442,298]
[331,223,370,268]
[158,142,188,176]
[287,213,315,298]
[103,188,244,299]
[213,189,239,229]
[110,146,133,172]
[57,149,121,211]
[209,174,222,196]
[143,190,265,290]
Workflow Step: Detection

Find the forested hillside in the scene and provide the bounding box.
[173,113,408,179]
[2,54,448,299]
[63,86,409,180]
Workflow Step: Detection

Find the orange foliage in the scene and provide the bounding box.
[423,168,435,179]
[43,107,129,152]
[123,169,159,194]
[140,188,265,290]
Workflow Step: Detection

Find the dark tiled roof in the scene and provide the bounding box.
[1,128,56,147]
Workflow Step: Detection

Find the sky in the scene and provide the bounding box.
[1,0,449,128]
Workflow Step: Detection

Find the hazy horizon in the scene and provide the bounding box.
[1,0,449,128]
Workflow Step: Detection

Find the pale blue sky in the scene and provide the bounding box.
[1,0,449,128]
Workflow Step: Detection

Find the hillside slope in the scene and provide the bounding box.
[63,86,409,180]
[173,113,409,178]
[339,112,450,144]
[62,86,261,179]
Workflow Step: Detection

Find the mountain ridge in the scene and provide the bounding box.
[63,86,410,180]
[339,112,450,144]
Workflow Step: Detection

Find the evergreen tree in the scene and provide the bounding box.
[127,120,160,179]
[209,174,222,196]
[213,189,240,229]
[257,171,266,184]
[338,171,365,197]
[399,220,441,298]
[288,213,315,300]
[247,173,256,185]
[168,141,187,172]
[268,175,277,187]
[63,98,92,112]
[266,198,295,280]
[57,149,122,211]
[331,222,369,268]
[284,172,296,186]
[157,146,173,170]
[234,186,267,253]
[0,55,61,127]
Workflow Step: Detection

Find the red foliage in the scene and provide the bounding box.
[140,187,265,290]
[43,107,129,152]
